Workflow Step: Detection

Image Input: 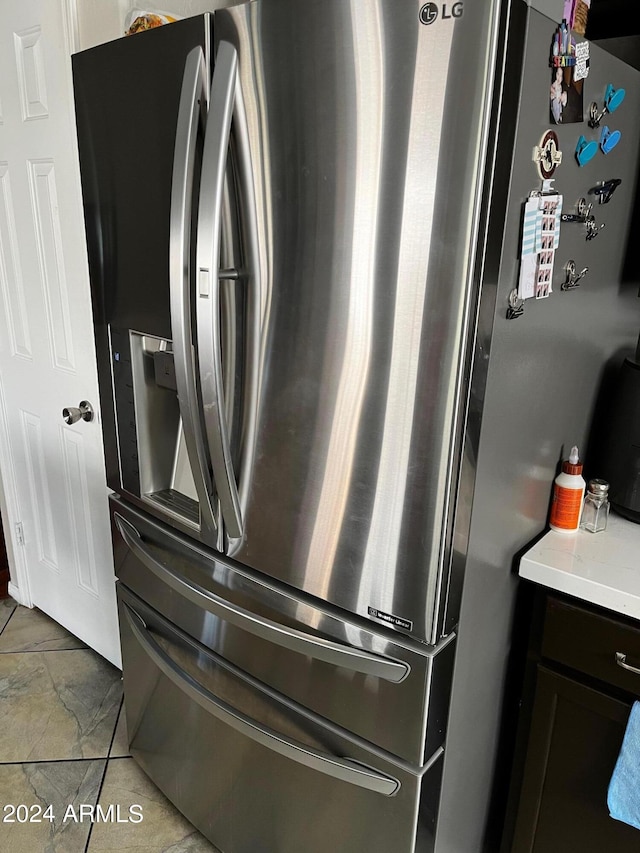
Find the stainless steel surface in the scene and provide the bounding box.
[111,495,456,765]
[119,584,444,853]
[169,45,218,541]
[129,332,197,512]
[224,31,262,557]
[122,600,400,796]
[218,268,240,279]
[615,652,640,676]
[212,0,501,644]
[588,480,610,496]
[170,420,198,500]
[77,401,93,421]
[437,6,640,849]
[62,401,94,424]
[115,512,409,683]
[433,0,506,638]
[196,40,243,539]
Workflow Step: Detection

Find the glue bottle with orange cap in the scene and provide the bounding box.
[549,446,586,533]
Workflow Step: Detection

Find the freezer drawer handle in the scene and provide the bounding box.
[196,40,243,539]
[169,45,218,539]
[122,602,401,797]
[114,513,410,684]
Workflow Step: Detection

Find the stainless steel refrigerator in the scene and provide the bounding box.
[71,1,640,851]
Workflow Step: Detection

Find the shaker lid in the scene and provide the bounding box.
[587,479,609,495]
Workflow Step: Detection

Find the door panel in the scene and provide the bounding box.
[214,0,498,643]
[72,16,213,515]
[0,0,119,664]
[72,16,212,343]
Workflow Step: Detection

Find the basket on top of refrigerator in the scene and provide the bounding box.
[125,8,183,36]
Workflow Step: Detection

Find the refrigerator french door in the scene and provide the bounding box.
[74,0,498,646]
[72,14,219,540]
[73,1,502,850]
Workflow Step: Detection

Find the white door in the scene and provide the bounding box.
[0,0,120,666]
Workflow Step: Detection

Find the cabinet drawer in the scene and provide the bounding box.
[542,596,640,695]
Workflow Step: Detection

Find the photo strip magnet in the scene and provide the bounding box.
[517,192,563,301]
[550,21,584,123]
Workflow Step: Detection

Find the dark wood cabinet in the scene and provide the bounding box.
[509,594,640,852]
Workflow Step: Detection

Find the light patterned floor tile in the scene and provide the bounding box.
[87,758,218,852]
[0,649,122,762]
[0,606,86,653]
[0,759,105,853]
[0,597,16,635]
[109,702,130,758]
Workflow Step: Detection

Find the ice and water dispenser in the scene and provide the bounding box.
[110,328,200,529]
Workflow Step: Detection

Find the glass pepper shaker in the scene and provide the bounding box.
[580,479,610,533]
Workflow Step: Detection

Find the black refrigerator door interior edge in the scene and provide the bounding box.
[72,1,502,851]
[72,13,220,544]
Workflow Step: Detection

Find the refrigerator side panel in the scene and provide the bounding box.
[437,6,640,851]
[213,0,502,644]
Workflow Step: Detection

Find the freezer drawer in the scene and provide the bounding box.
[119,587,442,853]
[111,496,455,765]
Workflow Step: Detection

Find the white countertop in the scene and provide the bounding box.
[519,512,640,619]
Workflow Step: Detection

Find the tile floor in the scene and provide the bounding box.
[0,597,218,853]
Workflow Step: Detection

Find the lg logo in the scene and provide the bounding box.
[419,2,439,23]
[419,2,464,25]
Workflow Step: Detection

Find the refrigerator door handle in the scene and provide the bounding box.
[170,45,218,538]
[114,513,410,684]
[122,601,401,797]
[196,40,243,539]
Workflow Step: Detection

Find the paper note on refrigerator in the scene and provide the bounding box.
[521,197,539,256]
[518,253,537,301]
[518,196,540,300]
[518,194,563,301]
[574,41,590,81]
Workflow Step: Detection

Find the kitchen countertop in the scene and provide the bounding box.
[519,512,640,619]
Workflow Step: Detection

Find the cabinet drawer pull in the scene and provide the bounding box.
[615,652,640,675]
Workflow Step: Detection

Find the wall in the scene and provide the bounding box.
[75,0,124,49]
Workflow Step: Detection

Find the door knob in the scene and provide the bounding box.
[62,401,94,425]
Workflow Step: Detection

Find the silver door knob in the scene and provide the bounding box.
[62,401,94,425]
